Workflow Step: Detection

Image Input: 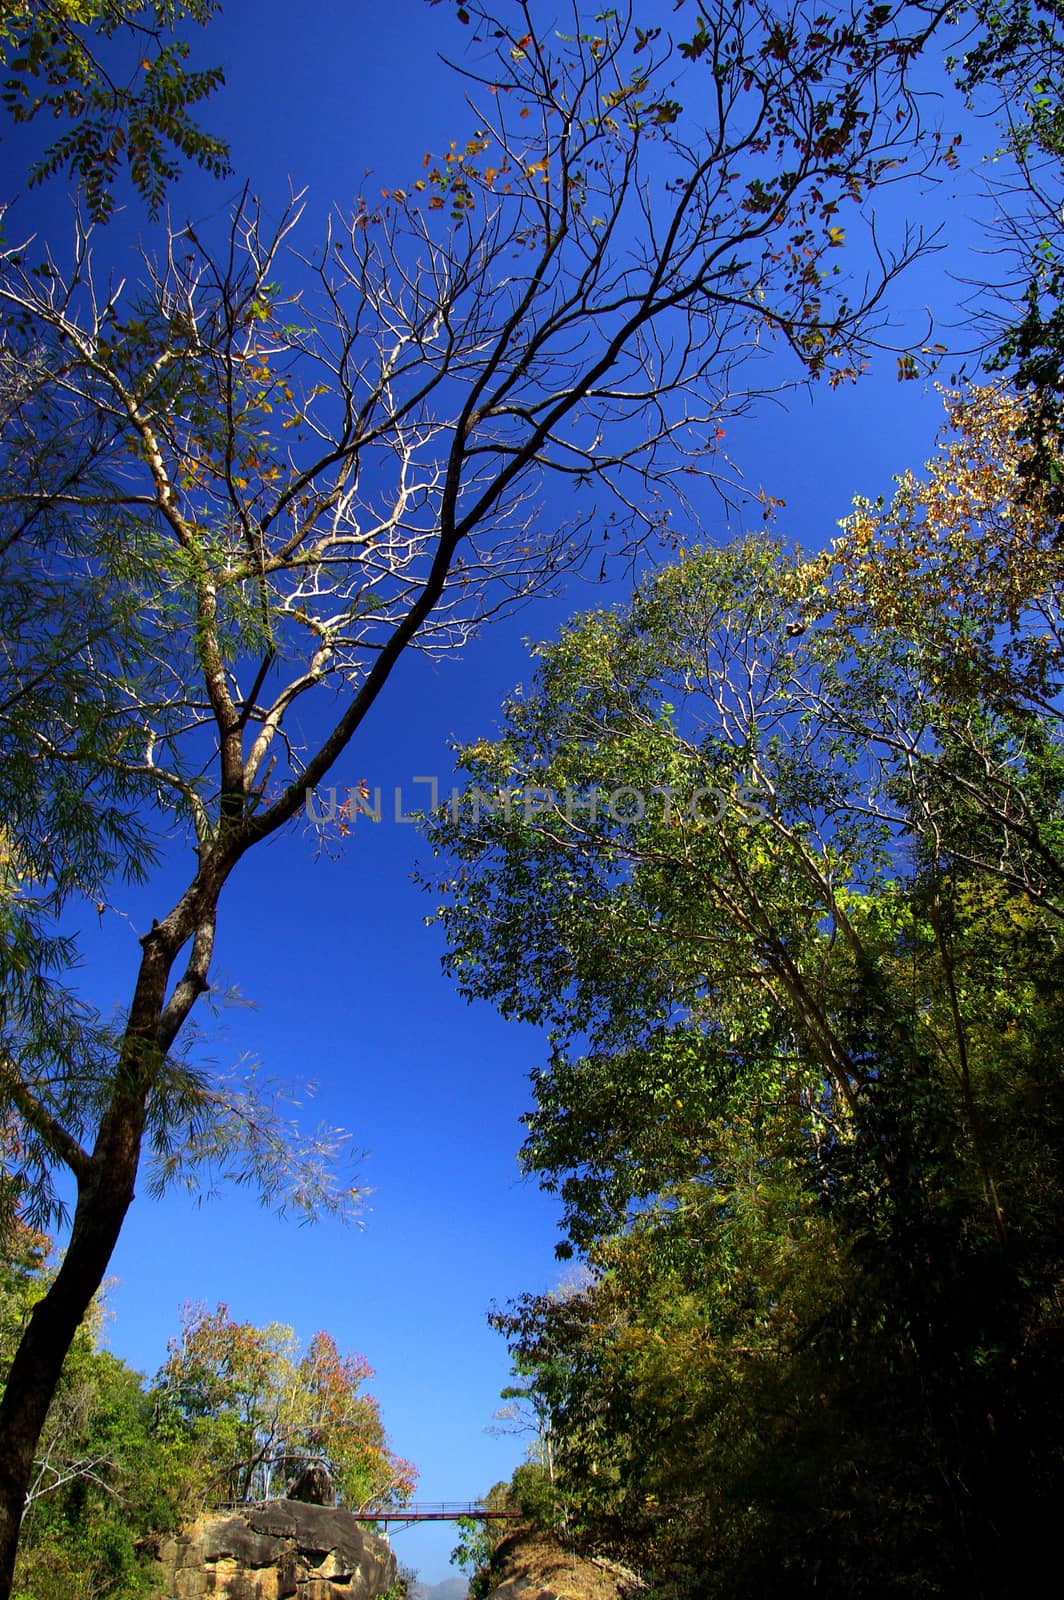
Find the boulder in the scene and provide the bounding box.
[287,1464,336,1505]
[157,1499,397,1600]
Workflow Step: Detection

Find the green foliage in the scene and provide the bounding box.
[14,1353,178,1600]
[2,1242,185,1599]
[0,0,230,220]
[507,1461,561,1531]
[449,1485,516,1600]
[426,388,1064,1595]
[0,1228,51,1373]
[450,1513,499,1599]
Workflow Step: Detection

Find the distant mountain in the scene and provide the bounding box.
[409,1579,468,1600]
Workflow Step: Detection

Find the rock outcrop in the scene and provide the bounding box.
[481,1531,643,1600]
[157,1499,397,1600]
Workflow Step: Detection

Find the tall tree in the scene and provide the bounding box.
[0,0,947,1585]
[425,387,1064,1592]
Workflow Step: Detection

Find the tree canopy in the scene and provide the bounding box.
[154,1301,416,1510]
[425,385,1064,1594]
[3,0,1064,1592]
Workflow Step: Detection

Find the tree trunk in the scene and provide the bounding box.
[0,1124,142,1597]
[0,888,210,1598]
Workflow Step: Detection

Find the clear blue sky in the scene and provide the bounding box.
[12,0,1009,1583]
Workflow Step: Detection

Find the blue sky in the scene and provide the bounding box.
[8,0,1015,1583]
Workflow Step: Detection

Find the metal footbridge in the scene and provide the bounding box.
[213,1497,520,1537]
[348,1502,520,1526]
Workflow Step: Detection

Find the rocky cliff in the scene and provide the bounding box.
[156,1499,398,1600]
